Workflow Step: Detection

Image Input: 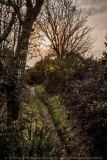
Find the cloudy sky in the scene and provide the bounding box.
[79,0,107,58]
[27,0,107,66]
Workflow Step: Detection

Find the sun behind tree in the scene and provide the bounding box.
[35,0,95,62]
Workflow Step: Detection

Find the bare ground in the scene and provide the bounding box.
[30,87,63,148]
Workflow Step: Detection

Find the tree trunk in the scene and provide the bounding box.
[6,0,44,125]
[6,81,20,125]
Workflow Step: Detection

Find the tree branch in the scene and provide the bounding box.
[33,0,44,21]
[0,11,16,43]
[0,0,23,24]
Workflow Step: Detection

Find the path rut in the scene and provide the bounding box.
[30,87,62,147]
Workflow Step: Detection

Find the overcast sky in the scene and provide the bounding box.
[79,0,107,58]
[27,0,107,66]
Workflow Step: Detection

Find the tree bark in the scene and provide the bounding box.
[6,0,44,125]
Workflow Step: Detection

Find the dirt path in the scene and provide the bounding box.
[30,87,62,147]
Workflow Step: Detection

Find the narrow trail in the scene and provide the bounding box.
[30,87,63,147]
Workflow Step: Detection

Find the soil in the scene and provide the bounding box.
[30,87,63,148]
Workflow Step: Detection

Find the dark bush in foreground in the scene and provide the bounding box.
[60,60,107,159]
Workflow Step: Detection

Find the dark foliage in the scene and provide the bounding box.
[60,59,107,158]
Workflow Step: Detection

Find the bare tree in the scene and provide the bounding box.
[0,0,44,124]
[104,33,107,48]
[102,32,107,61]
[35,0,95,61]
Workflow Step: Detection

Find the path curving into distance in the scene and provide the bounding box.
[30,87,63,147]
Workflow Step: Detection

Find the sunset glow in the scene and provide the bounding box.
[40,36,51,49]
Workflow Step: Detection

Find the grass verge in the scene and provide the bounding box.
[34,100,43,121]
[35,85,74,155]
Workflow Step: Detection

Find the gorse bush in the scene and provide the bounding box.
[60,59,107,158]
[72,63,86,80]
[24,56,57,85]
[44,60,87,93]
[25,56,86,94]
[45,64,61,93]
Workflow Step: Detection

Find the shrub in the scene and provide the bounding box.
[60,59,107,158]
[0,121,63,159]
[45,64,61,93]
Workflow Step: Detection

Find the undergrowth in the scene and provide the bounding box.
[35,85,74,155]
[34,100,43,121]
[0,89,63,159]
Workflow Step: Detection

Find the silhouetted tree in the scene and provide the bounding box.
[35,0,95,61]
[104,33,107,48]
[0,0,44,124]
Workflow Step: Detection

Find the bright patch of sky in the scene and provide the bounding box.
[79,0,107,58]
[27,0,107,66]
